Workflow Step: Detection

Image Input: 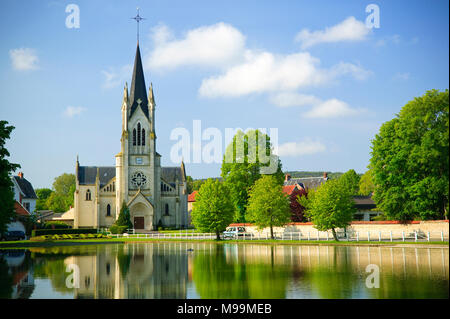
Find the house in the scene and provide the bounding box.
[353,195,382,221]
[187,191,198,227]
[11,172,37,214]
[283,173,328,191]
[7,172,37,234]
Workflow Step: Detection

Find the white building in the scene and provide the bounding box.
[72,42,188,231]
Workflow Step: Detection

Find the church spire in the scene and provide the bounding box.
[129,42,149,119]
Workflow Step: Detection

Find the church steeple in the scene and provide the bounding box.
[129,43,149,119]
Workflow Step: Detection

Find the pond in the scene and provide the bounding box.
[0,242,448,299]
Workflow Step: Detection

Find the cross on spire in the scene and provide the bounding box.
[131,7,145,44]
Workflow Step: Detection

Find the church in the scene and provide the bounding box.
[72,41,188,231]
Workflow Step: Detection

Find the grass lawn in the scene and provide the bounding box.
[0,237,448,248]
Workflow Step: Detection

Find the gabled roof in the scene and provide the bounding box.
[284,177,326,190]
[129,43,149,120]
[12,176,37,199]
[14,201,30,216]
[161,167,184,183]
[78,166,116,188]
[282,185,296,196]
[188,191,198,202]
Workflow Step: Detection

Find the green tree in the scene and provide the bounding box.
[246,175,291,239]
[359,169,375,196]
[0,121,20,235]
[35,188,53,211]
[115,201,132,229]
[370,90,449,221]
[339,169,360,195]
[299,179,355,241]
[186,176,194,194]
[46,173,76,213]
[191,179,235,240]
[221,129,283,222]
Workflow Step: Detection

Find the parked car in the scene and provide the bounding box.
[223,226,247,239]
[1,230,26,241]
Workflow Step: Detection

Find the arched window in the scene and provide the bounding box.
[137,123,141,146]
[133,129,136,146]
[165,203,169,216]
[106,204,111,216]
[86,189,91,201]
[142,128,145,146]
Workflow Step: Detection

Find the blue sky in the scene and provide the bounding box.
[0,0,448,188]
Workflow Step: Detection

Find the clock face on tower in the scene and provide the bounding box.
[131,172,147,188]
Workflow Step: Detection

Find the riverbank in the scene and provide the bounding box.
[0,238,448,249]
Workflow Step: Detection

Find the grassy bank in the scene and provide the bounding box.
[0,237,448,249]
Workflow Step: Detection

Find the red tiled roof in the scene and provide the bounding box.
[14,201,30,216]
[188,191,198,202]
[282,185,296,195]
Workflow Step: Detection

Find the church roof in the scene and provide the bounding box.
[161,167,185,183]
[129,43,149,120]
[78,166,116,187]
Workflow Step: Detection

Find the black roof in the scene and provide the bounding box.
[13,176,37,199]
[353,195,376,210]
[161,167,185,183]
[78,166,116,188]
[129,43,149,120]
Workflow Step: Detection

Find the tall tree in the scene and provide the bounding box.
[221,129,283,222]
[370,89,449,221]
[359,169,375,196]
[339,169,360,195]
[46,173,75,212]
[191,179,235,240]
[35,188,53,211]
[0,121,20,235]
[299,179,355,241]
[246,175,291,239]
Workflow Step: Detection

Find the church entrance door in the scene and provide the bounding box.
[134,217,144,229]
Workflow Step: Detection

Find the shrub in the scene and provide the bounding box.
[109,225,128,234]
[32,228,97,237]
[43,221,71,229]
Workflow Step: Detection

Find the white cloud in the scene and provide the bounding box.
[295,17,370,49]
[375,34,401,47]
[64,106,86,117]
[276,138,326,157]
[9,48,39,70]
[147,22,246,70]
[393,72,410,81]
[270,92,321,107]
[303,98,363,119]
[199,51,370,98]
[101,64,132,89]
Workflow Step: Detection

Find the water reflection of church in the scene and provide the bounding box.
[65,243,188,299]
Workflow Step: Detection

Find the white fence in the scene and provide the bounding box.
[106,229,449,242]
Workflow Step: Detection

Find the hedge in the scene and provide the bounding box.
[109,225,128,234]
[30,233,111,241]
[43,221,71,229]
[32,228,98,237]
